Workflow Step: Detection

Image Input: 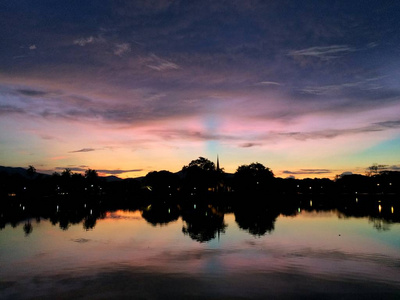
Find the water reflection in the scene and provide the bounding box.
[181,203,227,242]
[1,195,399,241]
[234,205,279,236]
[141,202,180,226]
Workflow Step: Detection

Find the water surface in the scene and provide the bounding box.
[1,203,400,299]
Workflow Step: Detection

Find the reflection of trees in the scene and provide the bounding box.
[234,205,279,236]
[369,218,391,231]
[141,203,180,226]
[83,215,97,230]
[181,205,227,243]
[23,221,33,236]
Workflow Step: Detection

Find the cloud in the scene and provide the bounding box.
[0,104,25,115]
[97,169,143,175]
[145,54,179,71]
[69,148,96,153]
[55,166,85,172]
[375,120,400,129]
[254,81,281,86]
[387,165,400,171]
[73,36,95,46]
[340,172,353,177]
[288,45,355,60]
[300,77,386,96]
[17,89,48,97]
[283,169,332,175]
[29,45,36,50]
[239,142,262,148]
[278,120,400,141]
[114,43,131,56]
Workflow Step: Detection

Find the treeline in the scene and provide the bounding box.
[1,158,400,202]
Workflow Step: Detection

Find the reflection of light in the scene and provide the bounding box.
[391,207,394,214]
[168,209,170,214]
[378,205,382,213]
[298,208,301,213]
[310,200,312,207]
[356,198,358,203]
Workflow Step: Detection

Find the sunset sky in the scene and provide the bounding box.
[1,1,400,179]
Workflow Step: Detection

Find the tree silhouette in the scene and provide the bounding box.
[85,169,98,180]
[234,162,274,194]
[61,168,72,178]
[181,157,220,194]
[185,157,216,171]
[144,170,180,196]
[27,165,36,178]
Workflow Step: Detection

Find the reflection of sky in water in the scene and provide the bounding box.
[1,210,399,298]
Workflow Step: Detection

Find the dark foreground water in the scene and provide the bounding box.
[1,203,400,299]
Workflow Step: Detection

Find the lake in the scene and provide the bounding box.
[1,196,400,299]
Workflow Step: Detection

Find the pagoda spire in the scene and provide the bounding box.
[216,155,220,171]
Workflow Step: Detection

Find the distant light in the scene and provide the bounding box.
[355,192,357,194]
[377,183,380,186]
[168,209,171,214]
[24,187,26,190]
[194,204,196,209]
[56,205,59,212]
[309,187,312,190]
[310,200,312,207]
[168,186,171,188]
[22,206,25,210]
[90,209,93,215]
[84,204,86,208]
[297,185,299,188]
[194,187,196,190]
[378,205,382,213]
[356,198,358,203]
[391,207,394,214]
[91,184,94,187]
[298,208,301,213]
[256,182,259,185]
[389,183,392,186]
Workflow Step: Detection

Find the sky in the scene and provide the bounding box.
[1,0,400,179]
